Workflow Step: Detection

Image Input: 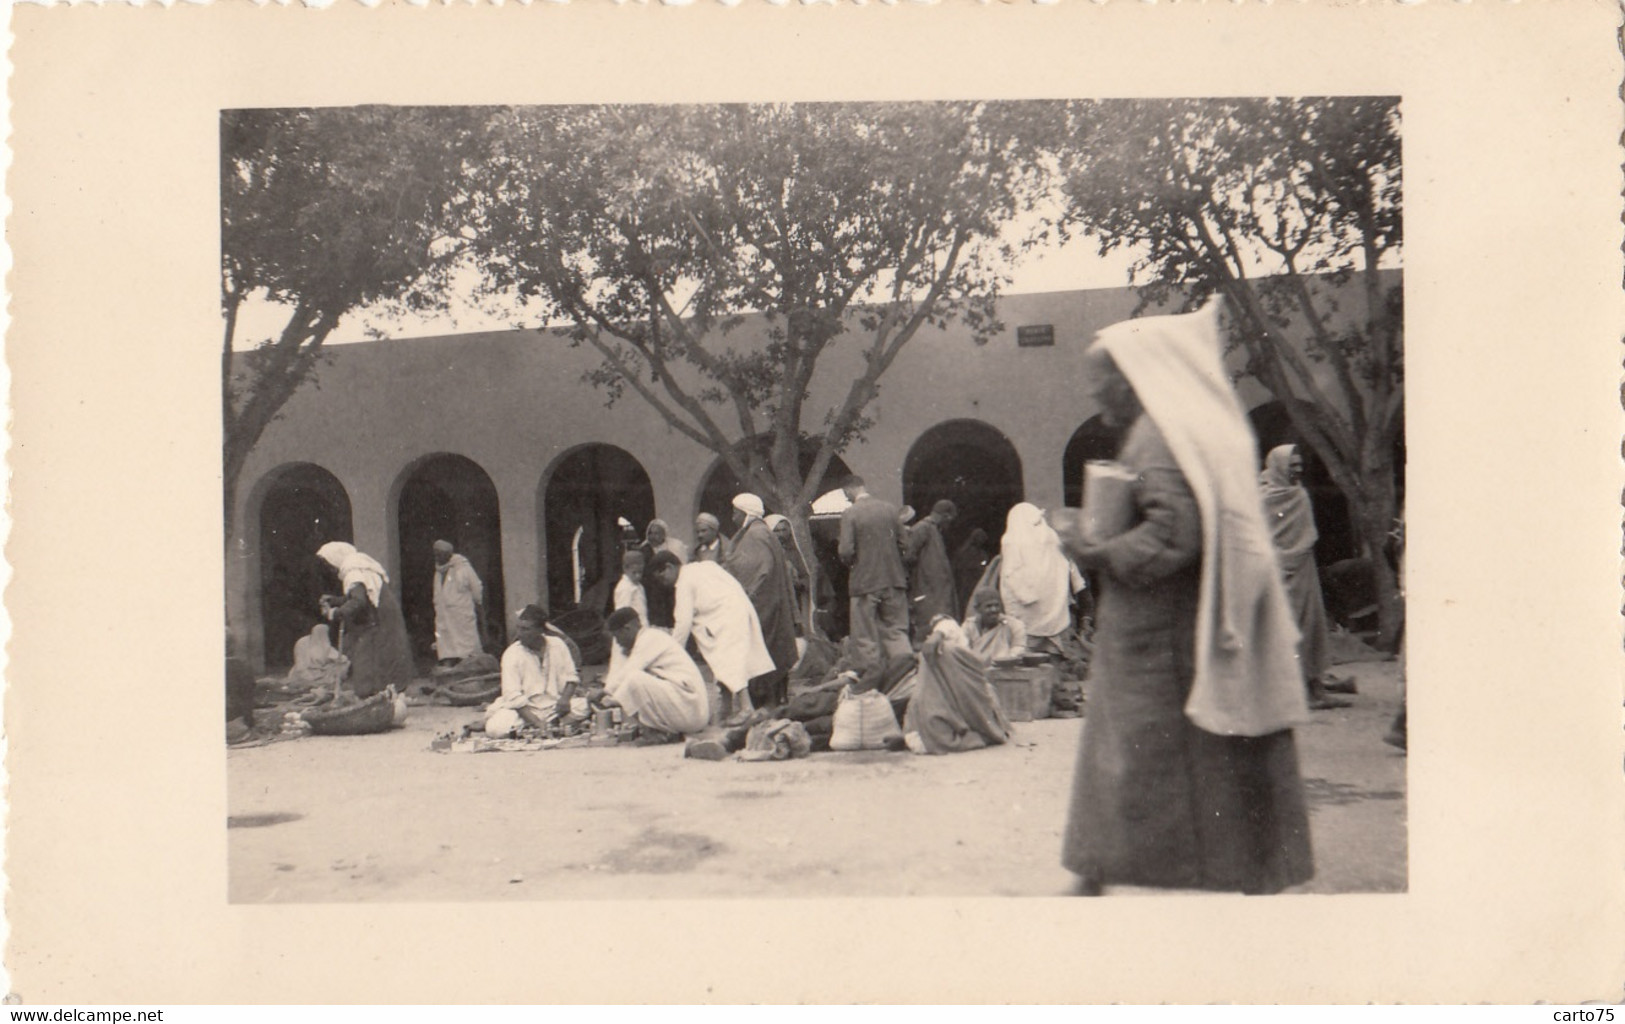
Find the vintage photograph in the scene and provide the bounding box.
[220,98,1407,903]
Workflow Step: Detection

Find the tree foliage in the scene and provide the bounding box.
[1058,97,1405,645]
[466,101,1060,516]
[220,106,482,536]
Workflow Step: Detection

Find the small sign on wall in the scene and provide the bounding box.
[1016,324,1055,348]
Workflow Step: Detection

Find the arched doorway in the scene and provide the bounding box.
[395,454,505,662]
[541,444,655,615]
[257,463,352,671]
[1062,415,1122,509]
[902,419,1024,558]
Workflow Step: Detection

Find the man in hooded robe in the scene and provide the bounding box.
[287,623,348,691]
[316,541,415,699]
[431,539,486,665]
[1060,300,1314,896]
[764,514,811,634]
[642,519,689,564]
[1260,444,1351,710]
[723,493,799,710]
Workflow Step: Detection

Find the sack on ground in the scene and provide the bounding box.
[828,684,903,751]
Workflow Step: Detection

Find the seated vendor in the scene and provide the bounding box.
[486,604,587,737]
[593,606,711,744]
[961,587,1029,663]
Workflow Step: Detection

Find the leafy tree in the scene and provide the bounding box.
[1057,97,1405,648]
[220,106,482,543]
[466,102,1061,626]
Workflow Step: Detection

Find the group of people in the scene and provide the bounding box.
[282,297,1396,898]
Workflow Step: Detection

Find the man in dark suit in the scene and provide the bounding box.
[837,474,912,658]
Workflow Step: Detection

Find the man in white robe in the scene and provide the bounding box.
[648,550,774,721]
[598,607,710,739]
[485,605,585,736]
[432,539,486,664]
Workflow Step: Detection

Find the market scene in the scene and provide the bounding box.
[223,99,1406,901]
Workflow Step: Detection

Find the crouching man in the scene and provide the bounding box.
[486,604,587,737]
[595,607,711,744]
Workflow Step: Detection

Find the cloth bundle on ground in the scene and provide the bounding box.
[737,718,814,762]
[787,636,841,690]
[828,685,903,751]
[901,630,1013,755]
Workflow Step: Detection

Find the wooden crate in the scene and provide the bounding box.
[987,664,1057,722]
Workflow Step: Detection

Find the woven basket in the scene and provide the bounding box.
[302,692,397,735]
[439,673,501,707]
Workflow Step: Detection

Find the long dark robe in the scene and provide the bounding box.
[723,519,799,676]
[333,582,415,699]
[905,519,959,642]
[1062,418,1314,894]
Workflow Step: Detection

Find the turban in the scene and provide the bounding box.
[731,493,765,518]
[695,513,721,529]
[762,514,789,531]
[432,539,454,554]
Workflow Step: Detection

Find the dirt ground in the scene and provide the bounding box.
[227,656,1406,902]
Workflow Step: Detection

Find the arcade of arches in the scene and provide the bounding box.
[244,407,1398,668]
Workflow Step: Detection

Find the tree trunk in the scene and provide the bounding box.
[784,508,825,641]
[1349,484,1404,653]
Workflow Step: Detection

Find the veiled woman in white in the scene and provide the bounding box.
[998,503,1081,650]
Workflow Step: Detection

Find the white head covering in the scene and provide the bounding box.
[316,541,388,607]
[762,514,788,531]
[998,503,1073,637]
[731,493,765,519]
[1091,297,1306,736]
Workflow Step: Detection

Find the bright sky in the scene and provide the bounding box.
[229,222,1144,350]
